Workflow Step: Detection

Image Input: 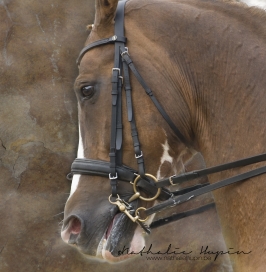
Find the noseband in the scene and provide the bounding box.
[70,0,266,232]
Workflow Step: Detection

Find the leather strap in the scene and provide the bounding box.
[150,202,215,229]
[71,158,172,201]
[171,183,209,196]
[76,36,127,65]
[145,165,266,216]
[109,0,127,196]
[121,51,188,145]
[157,152,266,187]
[110,67,120,195]
[121,46,146,177]
[72,158,136,181]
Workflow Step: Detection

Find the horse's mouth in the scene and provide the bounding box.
[96,212,146,263]
[61,210,146,262]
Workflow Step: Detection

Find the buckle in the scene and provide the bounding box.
[121,47,129,56]
[109,172,118,180]
[66,172,73,180]
[169,175,175,185]
[112,68,120,75]
[135,151,143,159]
[170,198,180,208]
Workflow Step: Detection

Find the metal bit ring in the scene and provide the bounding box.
[133,173,161,201]
[135,207,148,222]
[108,194,119,204]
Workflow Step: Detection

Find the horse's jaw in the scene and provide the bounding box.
[97,224,145,263]
[96,213,146,263]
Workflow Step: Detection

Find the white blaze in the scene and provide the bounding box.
[69,124,84,197]
[156,139,173,180]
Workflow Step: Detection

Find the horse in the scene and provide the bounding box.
[61,0,266,271]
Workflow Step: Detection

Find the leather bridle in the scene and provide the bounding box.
[69,0,266,233]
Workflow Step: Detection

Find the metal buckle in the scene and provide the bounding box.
[170,198,180,208]
[109,172,118,180]
[135,151,143,159]
[135,207,148,222]
[121,48,129,56]
[112,68,120,75]
[169,175,176,186]
[187,195,194,201]
[108,194,141,223]
[66,172,73,180]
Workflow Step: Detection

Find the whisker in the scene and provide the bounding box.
[53,211,64,217]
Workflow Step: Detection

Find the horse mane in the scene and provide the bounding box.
[127,0,266,40]
[223,0,266,20]
[228,2,265,41]
[218,0,266,22]
[186,0,266,38]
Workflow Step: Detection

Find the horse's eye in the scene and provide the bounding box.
[81,86,95,98]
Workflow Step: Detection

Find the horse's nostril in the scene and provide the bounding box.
[70,217,82,235]
[61,216,83,244]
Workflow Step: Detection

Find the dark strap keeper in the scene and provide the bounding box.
[109,152,116,158]
[137,157,144,164]
[146,89,153,96]
[114,35,127,43]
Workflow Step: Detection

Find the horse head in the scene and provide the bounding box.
[61,0,194,262]
[61,0,266,269]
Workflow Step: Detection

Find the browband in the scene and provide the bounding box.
[76,35,127,65]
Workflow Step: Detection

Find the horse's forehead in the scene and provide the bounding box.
[78,43,114,74]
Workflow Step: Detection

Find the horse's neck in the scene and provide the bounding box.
[193,36,266,164]
[174,1,266,163]
[127,0,266,163]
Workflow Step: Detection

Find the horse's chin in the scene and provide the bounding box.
[96,224,145,263]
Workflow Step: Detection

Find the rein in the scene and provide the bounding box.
[71,0,266,232]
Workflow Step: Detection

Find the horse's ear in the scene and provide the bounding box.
[94,0,119,27]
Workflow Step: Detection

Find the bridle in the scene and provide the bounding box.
[69,0,266,233]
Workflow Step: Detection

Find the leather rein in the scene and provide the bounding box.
[70,0,266,233]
